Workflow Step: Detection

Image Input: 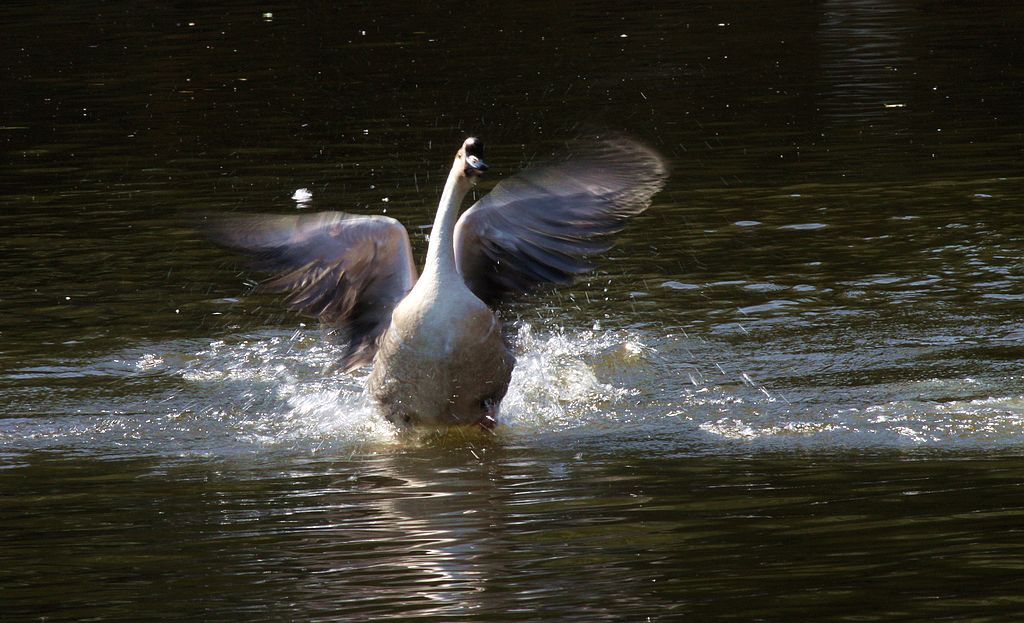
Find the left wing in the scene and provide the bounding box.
[204,212,417,370]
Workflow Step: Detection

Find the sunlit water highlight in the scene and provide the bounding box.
[4,321,1022,460]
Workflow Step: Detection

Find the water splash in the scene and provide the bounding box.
[501,323,642,432]
[178,332,397,453]
[2,324,1023,458]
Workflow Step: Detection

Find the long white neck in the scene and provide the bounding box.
[422,163,470,281]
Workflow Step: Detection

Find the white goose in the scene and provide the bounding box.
[207,136,667,428]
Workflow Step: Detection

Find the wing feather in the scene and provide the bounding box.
[204,212,416,370]
[454,136,668,308]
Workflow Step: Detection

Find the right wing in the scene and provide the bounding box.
[453,136,668,308]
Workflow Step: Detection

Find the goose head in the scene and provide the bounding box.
[455,137,488,183]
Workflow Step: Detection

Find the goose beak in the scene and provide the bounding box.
[465,154,488,176]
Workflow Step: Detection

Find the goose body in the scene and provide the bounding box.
[206,136,667,428]
[368,280,512,427]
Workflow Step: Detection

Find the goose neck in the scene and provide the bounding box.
[423,166,470,278]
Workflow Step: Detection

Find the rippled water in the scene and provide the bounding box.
[3,1,1024,621]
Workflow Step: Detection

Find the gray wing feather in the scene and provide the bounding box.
[205,212,417,370]
[454,136,668,308]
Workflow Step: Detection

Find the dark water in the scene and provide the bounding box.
[3,1,1024,620]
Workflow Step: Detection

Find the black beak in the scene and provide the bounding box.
[465,155,488,175]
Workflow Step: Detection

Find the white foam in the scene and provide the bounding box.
[5,325,1024,458]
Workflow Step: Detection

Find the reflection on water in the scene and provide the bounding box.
[3,0,1024,620]
[6,446,1024,621]
[819,0,916,123]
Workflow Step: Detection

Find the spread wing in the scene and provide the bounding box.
[204,212,417,371]
[453,136,668,308]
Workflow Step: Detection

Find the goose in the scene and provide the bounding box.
[206,136,667,428]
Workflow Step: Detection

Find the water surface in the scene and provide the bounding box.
[2,1,1024,621]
